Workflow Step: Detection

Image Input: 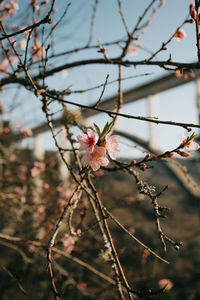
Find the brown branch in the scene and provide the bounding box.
[92,74,109,108]
[119,0,157,59]
[111,64,123,130]
[47,185,82,300]
[195,0,200,62]
[0,233,128,295]
[0,263,33,298]
[117,0,130,36]
[87,174,134,300]
[147,16,189,62]
[34,58,200,80]
[45,92,200,130]
[86,0,99,46]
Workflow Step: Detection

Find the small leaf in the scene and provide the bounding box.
[93,123,101,137]
[99,121,114,141]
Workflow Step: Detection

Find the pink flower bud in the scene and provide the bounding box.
[189,3,194,9]
[190,8,197,19]
[158,279,173,291]
[145,154,151,160]
[164,152,176,158]
[139,163,147,169]
[101,46,106,53]
[177,150,190,157]
[152,156,159,161]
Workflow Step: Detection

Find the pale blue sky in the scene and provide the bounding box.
[2,0,199,156]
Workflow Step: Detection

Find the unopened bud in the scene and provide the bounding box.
[165,152,176,158]
[190,8,197,19]
[189,18,195,23]
[177,150,190,157]
[189,3,194,10]
[145,154,151,160]
[131,160,137,165]
[139,163,147,169]
[152,156,159,161]
[98,46,106,53]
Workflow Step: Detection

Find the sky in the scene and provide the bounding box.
[1,0,200,157]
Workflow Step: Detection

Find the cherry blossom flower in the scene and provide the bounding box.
[81,145,109,171]
[31,167,41,177]
[77,128,98,153]
[20,127,33,138]
[158,278,173,291]
[31,161,45,177]
[94,168,104,178]
[61,69,68,78]
[105,133,120,160]
[32,42,45,61]
[62,232,80,254]
[14,186,24,196]
[182,136,200,151]
[126,46,139,56]
[19,39,26,50]
[174,29,186,41]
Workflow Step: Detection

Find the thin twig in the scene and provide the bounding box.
[104,208,169,264]
[45,92,200,130]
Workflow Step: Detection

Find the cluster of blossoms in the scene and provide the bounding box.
[77,128,120,171]
[0,0,19,20]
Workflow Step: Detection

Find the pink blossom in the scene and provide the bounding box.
[31,42,45,60]
[37,205,45,214]
[14,186,24,196]
[4,169,13,182]
[34,161,45,171]
[61,69,68,78]
[0,100,4,111]
[158,279,173,291]
[190,8,197,19]
[182,136,200,151]
[126,197,136,205]
[105,133,120,160]
[126,46,139,56]
[63,233,78,254]
[31,161,45,177]
[81,145,109,171]
[18,165,28,173]
[20,127,33,138]
[174,29,186,41]
[94,168,104,178]
[19,39,26,50]
[34,5,40,11]
[77,128,98,153]
[31,167,41,177]
[10,1,19,11]
[43,183,50,189]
